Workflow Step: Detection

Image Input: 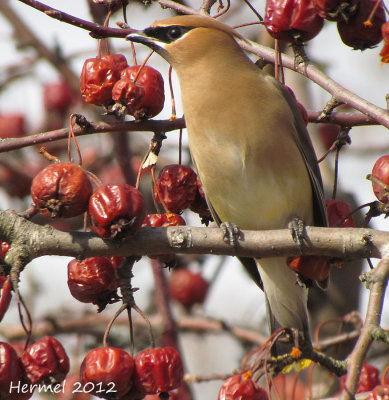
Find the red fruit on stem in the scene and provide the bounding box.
[265,0,324,42]
[112,78,145,114]
[287,255,331,281]
[371,155,389,203]
[80,347,135,398]
[218,373,269,400]
[325,198,355,227]
[31,162,93,219]
[340,363,380,394]
[21,336,69,385]
[67,257,119,307]
[0,113,26,138]
[0,277,12,322]
[169,268,209,309]
[318,123,340,149]
[134,347,184,394]
[154,165,198,214]
[337,0,386,50]
[313,0,358,21]
[120,66,165,119]
[89,184,146,239]
[43,81,75,113]
[0,342,24,397]
[80,54,128,106]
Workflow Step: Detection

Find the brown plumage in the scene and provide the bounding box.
[127,15,327,352]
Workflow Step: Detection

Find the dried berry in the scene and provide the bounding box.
[80,347,135,398]
[218,373,268,400]
[142,213,186,265]
[67,257,119,308]
[119,66,165,119]
[0,113,26,138]
[380,22,389,63]
[43,81,75,113]
[340,363,380,394]
[371,155,389,203]
[56,373,91,400]
[325,198,355,227]
[318,123,340,149]
[80,54,128,106]
[0,342,25,398]
[154,165,197,214]
[287,255,331,281]
[89,184,146,239]
[265,0,324,42]
[134,347,184,394]
[21,336,69,385]
[169,268,209,309]
[31,162,93,218]
[112,78,145,114]
[337,0,386,50]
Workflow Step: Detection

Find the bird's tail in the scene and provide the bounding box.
[255,257,311,354]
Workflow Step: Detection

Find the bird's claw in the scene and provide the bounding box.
[288,216,306,252]
[220,222,242,246]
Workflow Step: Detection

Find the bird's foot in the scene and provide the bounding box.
[220,222,242,246]
[288,216,306,252]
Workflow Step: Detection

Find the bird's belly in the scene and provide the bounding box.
[189,133,313,230]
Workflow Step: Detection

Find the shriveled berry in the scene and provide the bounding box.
[325,198,355,227]
[0,113,26,138]
[318,123,340,149]
[112,78,145,114]
[287,255,331,281]
[120,66,165,119]
[21,336,69,385]
[154,165,197,214]
[265,0,324,43]
[169,268,209,309]
[56,373,91,400]
[340,363,380,394]
[80,347,135,398]
[43,81,75,113]
[67,257,119,309]
[218,372,268,400]
[371,155,389,203]
[134,347,184,394]
[80,54,128,106]
[142,213,186,265]
[0,342,24,398]
[89,184,146,239]
[314,0,358,21]
[31,162,92,218]
[337,0,386,50]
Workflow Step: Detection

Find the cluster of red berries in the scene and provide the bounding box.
[264,0,386,50]
[80,53,164,120]
[80,346,184,399]
[0,337,69,400]
[340,363,389,398]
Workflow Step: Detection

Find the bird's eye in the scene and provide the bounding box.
[167,26,184,40]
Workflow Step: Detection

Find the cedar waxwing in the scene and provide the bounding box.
[127,15,327,352]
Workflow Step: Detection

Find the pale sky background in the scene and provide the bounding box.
[0,1,388,399]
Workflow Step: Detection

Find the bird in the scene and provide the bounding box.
[127,15,328,353]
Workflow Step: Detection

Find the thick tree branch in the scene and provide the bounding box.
[0,210,387,266]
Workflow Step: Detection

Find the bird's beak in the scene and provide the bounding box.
[126,31,168,57]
